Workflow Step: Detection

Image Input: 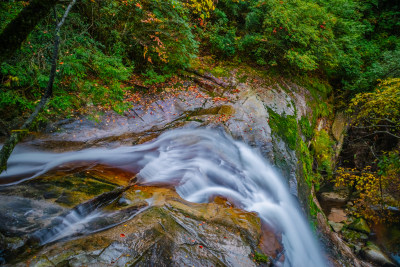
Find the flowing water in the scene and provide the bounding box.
[0,129,326,266]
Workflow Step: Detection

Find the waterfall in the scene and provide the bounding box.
[0,128,326,266]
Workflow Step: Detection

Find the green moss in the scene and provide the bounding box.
[294,75,332,98]
[75,179,115,195]
[268,109,298,150]
[299,116,313,140]
[299,139,314,187]
[210,66,230,77]
[308,195,320,218]
[254,252,270,263]
[341,228,367,243]
[312,130,335,177]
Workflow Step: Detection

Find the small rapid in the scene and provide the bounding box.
[0,129,326,266]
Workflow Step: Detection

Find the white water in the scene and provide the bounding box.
[0,129,326,266]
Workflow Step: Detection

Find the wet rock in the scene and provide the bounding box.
[117,196,132,206]
[348,218,371,235]
[329,221,344,233]
[0,195,66,236]
[55,192,74,205]
[11,186,279,267]
[0,69,336,266]
[257,85,295,117]
[43,192,59,199]
[320,192,347,203]
[362,242,397,267]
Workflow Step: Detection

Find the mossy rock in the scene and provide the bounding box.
[348,218,371,234]
[341,228,368,243]
[192,105,235,117]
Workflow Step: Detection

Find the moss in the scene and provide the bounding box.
[75,179,115,195]
[210,66,230,77]
[312,129,335,177]
[190,105,235,117]
[348,218,371,234]
[294,75,332,98]
[299,139,314,187]
[299,116,313,140]
[268,109,298,150]
[254,251,270,263]
[308,195,320,219]
[341,228,365,243]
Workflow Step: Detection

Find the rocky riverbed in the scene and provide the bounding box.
[0,68,396,266]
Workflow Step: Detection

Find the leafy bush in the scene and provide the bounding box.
[82,0,198,73]
[0,7,132,120]
[335,165,399,223]
[240,0,337,71]
[203,9,236,57]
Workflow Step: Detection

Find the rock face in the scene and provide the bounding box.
[7,185,280,267]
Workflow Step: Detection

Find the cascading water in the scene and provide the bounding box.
[0,128,326,266]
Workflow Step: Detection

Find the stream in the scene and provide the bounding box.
[0,128,326,266]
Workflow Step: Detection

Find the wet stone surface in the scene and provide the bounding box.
[6,186,281,267]
[0,71,322,266]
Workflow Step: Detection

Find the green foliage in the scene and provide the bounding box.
[308,194,320,218]
[348,78,400,135]
[378,151,400,178]
[300,117,313,140]
[268,109,298,150]
[239,0,337,71]
[206,10,236,57]
[253,252,270,263]
[0,1,25,32]
[0,7,132,120]
[84,0,198,73]
[143,69,172,85]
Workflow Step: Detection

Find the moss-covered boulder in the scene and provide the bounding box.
[348,218,371,235]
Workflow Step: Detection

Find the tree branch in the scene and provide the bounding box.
[352,131,400,142]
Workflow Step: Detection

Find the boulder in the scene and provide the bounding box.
[328,221,344,233]
[320,192,347,203]
[362,242,397,267]
[348,218,371,235]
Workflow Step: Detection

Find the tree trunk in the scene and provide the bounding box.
[0,0,77,175]
[0,0,60,63]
